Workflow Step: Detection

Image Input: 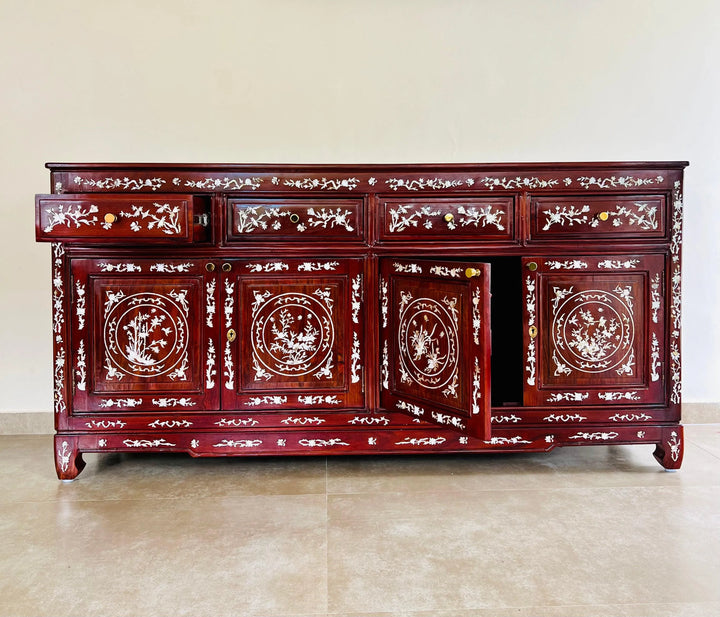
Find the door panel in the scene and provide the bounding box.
[222,258,365,410]
[380,259,491,439]
[523,255,665,406]
[70,258,219,412]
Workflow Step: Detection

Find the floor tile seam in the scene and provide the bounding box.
[686,440,720,461]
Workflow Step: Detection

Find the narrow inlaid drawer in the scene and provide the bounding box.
[530,194,666,240]
[226,198,364,242]
[35,194,210,243]
[379,197,514,242]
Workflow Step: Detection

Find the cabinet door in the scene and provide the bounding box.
[221,258,365,410]
[70,259,220,412]
[380,259,491,439]
[522,255,665,406]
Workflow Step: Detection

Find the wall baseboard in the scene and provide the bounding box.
[0,404,718,435]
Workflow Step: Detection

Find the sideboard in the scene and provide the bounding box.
[35,162,686,479]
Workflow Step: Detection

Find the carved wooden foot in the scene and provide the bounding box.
[653,426,684,470]
[55,436,86,480]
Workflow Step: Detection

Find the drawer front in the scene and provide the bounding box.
[227,199,364,242]
[379,197,514,242]
[530,194,666,240]
[36,194,207,243]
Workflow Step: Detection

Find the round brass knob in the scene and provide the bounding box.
[205,263,216,272]
[527,262,538,271]
[289,213,300,224]
[465,267,482,279]
[443,213,455,223]
[597,211,610,222]
[104,213,117,224]
[221,263,232,272]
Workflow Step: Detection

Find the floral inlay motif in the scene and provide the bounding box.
[395,436,447,446]
[430,266,463,278]
[43,203,98,233]
[650,274,661,324]
[394,262,423,274]
[224,340,234,390]
[103,291,189,381]
[598,259,639,269]
[456,205,506,230]
[396,400,426,418]
[299,438,350,447]
[546,260,588,270]
[58,441,71,473]
[298,395,341,405]
[669,181,683,404]
[577,175,664,189]
[119,203,182,235]
[650,333,661,382]
[86,419,127,428]
[543,413,587,422]
[472,287,481,345]
[75,281,86,330]
[152,398,196,407]
[281,416,325,425]
[525,275,537,386]
[381,340,389,390]
[176,177,262,190]
[251,290,335,380]
[668,431,681,462]
[551,287,635,376]
[597,391,640,401]
[246,396,288,407]
[349,416,390,426]
[206,338,216,389]
[568,432,619,441]
[283,177,360,190]
[123,439,176,447]
[386,178,470,191]
[150,263,192,273]
[609,413,652,422]
[546,392,589,403]
[99,263,142,273]
[485,436,532,445]
[387,204,442,232]
[99,398,141,408]
[245,262,289,273]
[351,275,362,324]
[52,244,66,416]
[351,330,362,384]
[306,207,355,231]
[380,277,389,328]
[492,414,522,423]
[75,340,87,391]
[542,204,590,230]
[480,176,560,190]
[215,418,258,427]
[213,440,263,448]
[74,176,166,191]
[149,419,193,428]
[298,262,340,272]
[398,293,459,395]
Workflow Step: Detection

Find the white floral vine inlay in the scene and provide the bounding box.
[650,333,661,382]
[58,441,71,473]
[386,178,470,191]
[393,262,423,274]
[546,392,588,403]
[99,262,142,273]
[457,204,506,230]
[577,175,664,189]
[148,419,193,428]
[245,396,288,407]
[86,419,127,429]
[546,260,588,270]
[387,204,442,232]
[492,414,522,423]
[75,281,86,330]
[597,391,640,401]
[119,203,182,235]
[215,418,258,427]
[351,330,362,384]
[74,176,166,191]
[177,177,262,190]
[650,274,661,324]
[349,416,390,426]
[245,262,289,273]
[224,340,234,390]
[298,395,341,405]
[150,262,192,273]
[542,204,590,230]
[429,265,463,278]
[609,413,652,422]
[75,340,87,391]
[99,398,142,408]
[598,259,639,269]
[52,244,66,415]
[123,439,176,448]
[281,416,325,425]
[543,413,587,422]
[481,176,560,190]
[213,439,263,448]
[284,177,360,190]
[152,398,196,407]
[298,262,339,272]
[395,436,447,446]
[43,203,98,232]
[299,438,350,447]
[525,275,537,386]
[351,275,362,324]
[670,181,683,404]
[568,432,619,441]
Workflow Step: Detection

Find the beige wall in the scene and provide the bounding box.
[1,0,719,414]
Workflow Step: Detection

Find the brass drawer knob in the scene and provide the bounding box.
[527,262,538,271]
[227,328,236,342]
[205,263,216,272]
[465,267,482,279]
[104,213,117,225]
[221,263,232,272]
[443,213,455,223]
[597,211,610,222]
[289,213,301,224]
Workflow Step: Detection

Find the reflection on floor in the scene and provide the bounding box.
[1,425,719,617]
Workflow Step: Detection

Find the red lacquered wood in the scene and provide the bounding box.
[36,162,687,479]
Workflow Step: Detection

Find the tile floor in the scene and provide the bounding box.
[1,426,719,617]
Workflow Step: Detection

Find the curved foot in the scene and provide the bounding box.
[55,436,86,480]
[653,426,683,470]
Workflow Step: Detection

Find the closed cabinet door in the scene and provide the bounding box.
[70,258,220,413]
[221,258,365,411]
[380,258,492,440]
[522,255,666,406]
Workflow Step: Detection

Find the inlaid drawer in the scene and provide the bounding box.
[379,197,514,242]
[35,194,210,243]
[530,194,666,241]
[226,198,364,242]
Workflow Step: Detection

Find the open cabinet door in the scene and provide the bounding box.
[380,258,491,440]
